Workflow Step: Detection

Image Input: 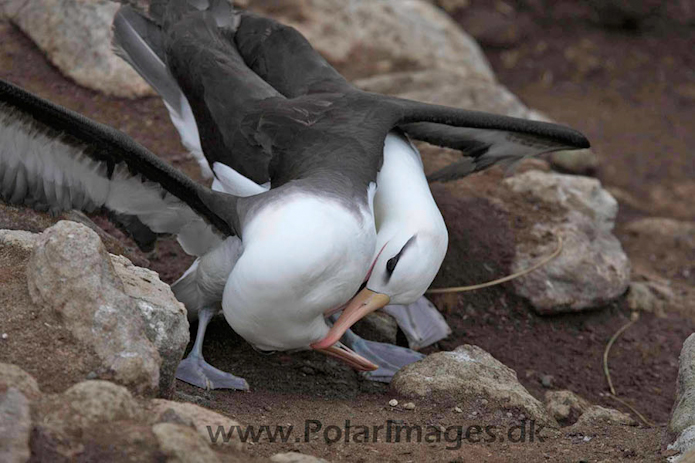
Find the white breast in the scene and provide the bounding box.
[221,194,376,351]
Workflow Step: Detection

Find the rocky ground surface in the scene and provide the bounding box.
[1,0,694,462]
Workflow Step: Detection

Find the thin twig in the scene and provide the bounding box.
[607,394,658,428]
[603,312,639,396]
[426,234,563,294]
[602,312,658,428]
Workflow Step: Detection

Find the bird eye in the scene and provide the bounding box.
[386,255,399,274]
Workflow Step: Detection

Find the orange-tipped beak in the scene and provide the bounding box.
[311,288,391,350]
[313,341,378,371]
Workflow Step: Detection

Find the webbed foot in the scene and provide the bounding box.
[341,329,425,383]
[383,296,451,350]
[175,306,249,390]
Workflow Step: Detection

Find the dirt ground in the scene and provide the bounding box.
[1,3,694,462]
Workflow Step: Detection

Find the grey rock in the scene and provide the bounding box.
[271,452,331,463]
[40,380,140,433]
[544,390,590,426]
[112,255,189,397]
[670,334,695,438]
[24,379,254,462]
[0,228,37,252]
[148,399,243,450]
[248,0,495,82]
[625,218,695,249]
[4,0,153,97]
[504,171,630,313]
[391,345,557,426]
[152,422,222,463]
[351,311,398,344]
[0,388,31,463]
[572,405,636,427]
[627,281,674,316]
[0,363,41,401]
[669,426,695,463]
[27,221,161,396]
[549,149,600,175]
[0,203,150,267]
[540,374,554,389]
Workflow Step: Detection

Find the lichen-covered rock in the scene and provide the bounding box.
[148,399,243,450]
[27,221,161,396]
[4,0,154,97]
[627,281,674,316]
[549,149,600,175]
[271,452,331,463]
[0,363,41,401]
[0,388,31,463]
[544,390,591,426]
[24,380,254,462]
[152,422,222,463]
[503,171,630,313]
[391,345,557,426]
[625,217,695,250]
[248,0,495,82]
[670,334,695,439]
[1,221,188,397]
[40,381,140,434]
[572,405,636,427]
[112,255,189,397]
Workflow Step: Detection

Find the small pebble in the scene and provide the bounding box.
[583,436,592,442]
[1,333,7,339]
[506,412,513,417]
[389,399,399,407]
[471,411,478,416]
[480,399,488,405]
[540,374,554,388]
[454,407,463,413]
[404,402,415,410]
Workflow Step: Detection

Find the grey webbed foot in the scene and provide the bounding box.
[383,296,451,350]
[340,329,425,383]
[175,307,249,391]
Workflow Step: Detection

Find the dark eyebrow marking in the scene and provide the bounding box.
[385,235,418,281]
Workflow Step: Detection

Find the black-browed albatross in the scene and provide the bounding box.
[0,76,383,389]
[112,1,591,384]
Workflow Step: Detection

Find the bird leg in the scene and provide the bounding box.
[339,328,425,383]
[175,307,249,390]
[383,296,452,351]
[327,314,425,383]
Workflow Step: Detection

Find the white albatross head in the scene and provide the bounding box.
[312,131,449,350]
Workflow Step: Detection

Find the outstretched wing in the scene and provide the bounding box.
[382,98,590,181]
[230,11,592,183]
[399,119,589,182]
[113,2,283,185]
[0,79,237,256]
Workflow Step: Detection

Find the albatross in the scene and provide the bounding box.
[112,2,591,384]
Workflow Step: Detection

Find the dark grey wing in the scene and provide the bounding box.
[233,11,351,97]
[222,10,591,183]
[113,2,284,185]
[0,79,238,256]
[383,98,590,182]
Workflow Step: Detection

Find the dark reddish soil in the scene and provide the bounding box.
[1,2,694,461]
